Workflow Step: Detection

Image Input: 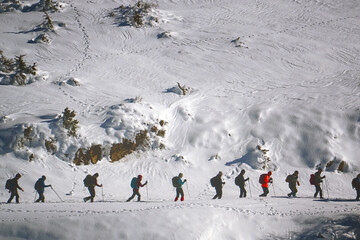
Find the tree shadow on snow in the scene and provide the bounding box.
[225,149,259,169]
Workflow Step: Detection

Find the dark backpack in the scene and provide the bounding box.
[130,177,138,188]
[210,177,217,187]
[34,178,42,190]
[309,174,315,185]
[5,178,14,190]
[259,174,267,184]
[352,178,359,189]
[172,176,180,188]
[83,174,93,187]
[235,175,241,186]
[285,175,291,183]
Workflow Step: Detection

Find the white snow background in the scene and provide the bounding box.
[0,0,360,239]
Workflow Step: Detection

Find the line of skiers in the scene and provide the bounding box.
[4,170,360,203]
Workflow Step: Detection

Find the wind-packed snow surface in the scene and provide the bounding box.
[0,0,360,239]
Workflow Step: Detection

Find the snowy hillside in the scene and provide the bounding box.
[0,0,360,239]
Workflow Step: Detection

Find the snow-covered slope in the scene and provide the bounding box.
[0,0,359,239]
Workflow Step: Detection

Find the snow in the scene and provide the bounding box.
[1,0,360,239]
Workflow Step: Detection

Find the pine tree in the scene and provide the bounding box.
[62,107,79,137]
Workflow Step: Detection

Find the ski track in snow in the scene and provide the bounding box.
[1,198,359,223]
[56,0,360,114]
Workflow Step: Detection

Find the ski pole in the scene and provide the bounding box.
[325,178,330,199]
[186,181,190,198]
[272,182,276,196]
[146,184,149,201]
[34,191,37,202]
[102,185,104,202]
[51,186,63,202]
[248,180,252,198]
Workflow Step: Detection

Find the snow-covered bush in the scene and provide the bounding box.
[39,11,54,31]
[0,0,22,13]
[231,37,247,48]
[23,0,63,12]
[166,83,191,95]
[28,33,51,44]
[256,145,271,170]
[62,107,79,137]
[0,51,38,86]
[110,1,159,28]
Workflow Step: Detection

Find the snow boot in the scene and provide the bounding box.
[174,197,178,201]
[181,196,184,201]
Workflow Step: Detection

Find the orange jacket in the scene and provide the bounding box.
[261,174,271,188]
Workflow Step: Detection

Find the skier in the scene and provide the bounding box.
[313,169,325,199]
[286,171,300,197]
[83,173,103,203]
[34,175,52,202]
[352,173,360,201]
[126,175,148,202]
[259,171,272,197]
[6,173,24,204]
[211,171,225,199]
[235,169,249,198]
[173,173,187,201]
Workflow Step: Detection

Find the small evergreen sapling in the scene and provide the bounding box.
[62,107,79,137]
[257,145,271,170]
[13,55,37,86]
[41,11,54,31]
[0,50,14,73]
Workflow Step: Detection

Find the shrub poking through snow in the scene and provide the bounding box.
[0,0,22,13]
[110,1,159,28]
[257,145,271,170]
[28,33,51,44]
[62,107,79,137]
[73,144,102,165]
[45,138,57,154]
[17,126,34,149]
[40,0,61,12]
[0,51,38,86]
[40,11,54,31]
[177,82,189,95]
[231,37,247,48]
[109,130,150,162]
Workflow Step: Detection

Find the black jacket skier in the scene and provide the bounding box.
[7,173,24,204]
[84,173,102,203]
[212,171,225,199]
[236,170,249,198]
[286,171,300,197]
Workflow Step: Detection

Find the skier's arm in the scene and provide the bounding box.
[16,182,24,191]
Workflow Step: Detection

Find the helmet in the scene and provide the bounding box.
[138,175,142,179]
[15,173,21,179]
[93,173,99,177]
[268,171,272,176]
[42,175,46,180]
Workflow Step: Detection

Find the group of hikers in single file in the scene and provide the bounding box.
[4,169,360,203]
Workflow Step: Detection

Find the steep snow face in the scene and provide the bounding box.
[0,0,360,239]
